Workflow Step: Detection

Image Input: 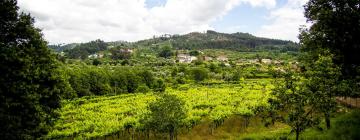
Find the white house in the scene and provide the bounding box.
[203,56,213,61]
[88,54,98,59]
[261,59,272,64]
[217,55,228,62]
[177,54,197,63]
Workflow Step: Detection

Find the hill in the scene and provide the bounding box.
[136,30,298,51]
[50,30,299,59]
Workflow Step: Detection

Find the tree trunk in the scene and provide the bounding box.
[169,130,174,140]
[296,130,299,140]
[325,112,331,129]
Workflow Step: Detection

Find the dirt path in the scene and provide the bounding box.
[336,97,360,108]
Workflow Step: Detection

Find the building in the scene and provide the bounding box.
[217,55,228,62]
[120,48,133,53]
[248,59,259,63]
[88,54,98,59]
[177,54,197,63]
[261,59,272,64]
[203,56,213,61]
[88,53,104,59]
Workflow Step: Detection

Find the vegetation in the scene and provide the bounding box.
[142,94,187,140]
[301,0,360,77]
[1,0,360,139]
[46,80,272,139]
[0,0,65,139]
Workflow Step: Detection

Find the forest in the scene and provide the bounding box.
[1,0,360,140]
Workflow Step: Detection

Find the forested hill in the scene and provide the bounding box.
[48,30,299,58]
[136,30,298,51]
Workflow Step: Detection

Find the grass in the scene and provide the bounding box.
[235,108,360,140]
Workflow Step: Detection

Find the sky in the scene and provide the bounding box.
[17,0,309,44]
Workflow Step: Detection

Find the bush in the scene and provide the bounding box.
[191,68,209,82]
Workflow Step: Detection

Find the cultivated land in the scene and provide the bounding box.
[47,79,273,139]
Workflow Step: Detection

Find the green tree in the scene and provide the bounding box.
[153,78,166,92]
[300,0,360,77]
[92,59,102,66]
[189,50,200,56]
[125,72,140,93]
[0,0,63,139]
[269,69,318,140]
[158,45,173,58]
[110,47,132,60]
[142,94,187,140]
[139,70,155,88]
[304,55,342,129]
[191,68,209,82]
[65,39,107,59]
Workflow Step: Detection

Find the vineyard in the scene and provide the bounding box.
[46,79,274,139]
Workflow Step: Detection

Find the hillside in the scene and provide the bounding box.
[136,30,298,51]
[49,30,298,54]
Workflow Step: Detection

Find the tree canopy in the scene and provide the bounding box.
[300,0,360,77]
[0,0,64,139]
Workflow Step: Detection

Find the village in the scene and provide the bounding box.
[85,47,285,66]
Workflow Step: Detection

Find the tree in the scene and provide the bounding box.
[139,70,155,88]
[0,0,63,139]
[158,45,173,58]
[153,79,166,92]
[110,47,132,60]
[191,68,209,82]
[304,55,342,129]
[300,0,360,77]
[125,72,140,93]
[142,94,187,140]
[65,39,107,59]
[92,59,102,66]
[189,50,200,56]
[269,69,318,140]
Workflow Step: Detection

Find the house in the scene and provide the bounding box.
[107,45,115,49]
[217,55,228,62]
[88,54,98,59]
[191,56,198,62]
[273,60,283,65]
[88,53,104,59]
[261,59,272,64]
[203,56,213,61]
[98,53,104,58]
[120,48,133,53]
[248,59,258,63]
[177,54,197,63]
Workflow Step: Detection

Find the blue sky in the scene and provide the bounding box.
[212,0,289,33]
[18,0,308,43]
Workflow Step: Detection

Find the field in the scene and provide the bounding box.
[46,79,274,139]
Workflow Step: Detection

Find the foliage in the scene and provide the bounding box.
[269,69,318,140]
[64,39,107,59]
[189,50,200,56]
[169,30,298,52]
[142,94,187,140]
[158,45,173,58]
[0,0,63,139]
[304,55,342,129]
[300,0,360,77]
[46,80,272,139]
[110,47,132,60]
[92,59,102,66]
[191,67,209,82]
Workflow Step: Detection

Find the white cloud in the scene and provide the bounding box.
[18,0,277,44]
[241,0,276,9]
[255,0,309,42]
